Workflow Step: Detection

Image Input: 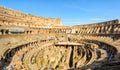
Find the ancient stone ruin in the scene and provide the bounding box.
[0,6,120,70]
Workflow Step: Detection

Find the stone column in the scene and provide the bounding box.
[0,30,1,35]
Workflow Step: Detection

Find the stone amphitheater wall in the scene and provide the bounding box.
[72,19,120,34]
[0,6,120,70]
[0,6,63,27]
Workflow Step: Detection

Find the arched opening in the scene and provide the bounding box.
[5,30,9,34]
[26,31,29,34]
[1,30,4,35]
[30,31,32,34]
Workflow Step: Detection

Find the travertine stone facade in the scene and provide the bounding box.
[72,20,120,34]
[0,6,120,70]
[0,6,63,27]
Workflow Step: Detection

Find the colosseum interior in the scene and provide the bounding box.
[0,6,120,70]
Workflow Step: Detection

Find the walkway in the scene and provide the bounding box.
[55,42,83,46]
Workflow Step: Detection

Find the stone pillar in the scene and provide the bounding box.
[0,30,1,35]
[89,28,93,34]
[88,28,91,34]
[3,30,6,35]
[118,28,120,33]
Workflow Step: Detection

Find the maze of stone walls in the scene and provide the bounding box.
[0,6,120,70]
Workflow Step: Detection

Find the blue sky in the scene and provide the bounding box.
[0,0,120,26]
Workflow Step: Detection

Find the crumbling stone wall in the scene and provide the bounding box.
[0,6,63,27]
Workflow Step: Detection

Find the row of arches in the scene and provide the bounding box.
[73,24,120,34]
[0,27,71,35]
[0,29,9,35]
[0,29,33,35]
[0,23,120,35]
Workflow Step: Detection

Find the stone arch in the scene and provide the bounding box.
[1,30,4,35]
[26,31,29,34]
[5,30,9,34]
[30,31,32,34]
